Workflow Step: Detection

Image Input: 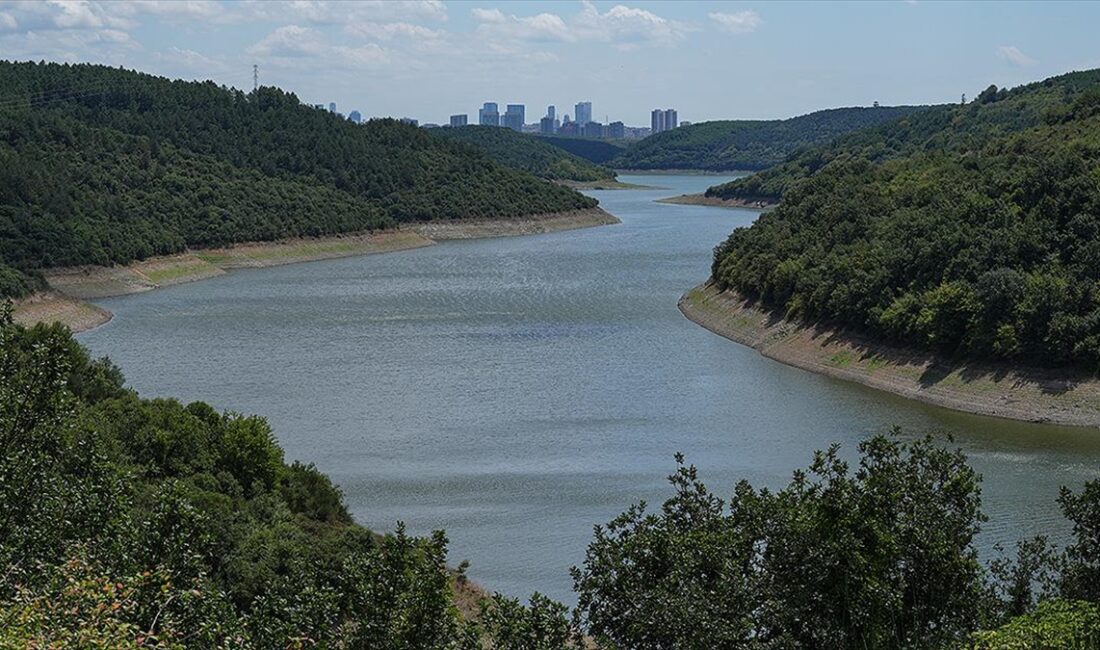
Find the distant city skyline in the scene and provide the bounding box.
[0,2,1097,126]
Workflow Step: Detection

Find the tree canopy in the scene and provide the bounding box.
[709,69,1100,369]
[0,61,596,298]
[609,106,925,171]
[429,126,616,182]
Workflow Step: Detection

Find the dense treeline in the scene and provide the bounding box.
[3,310,1099,646]
[0,61,596,298]
[535,135,627,165]
[574,436,1100,648]
[710,69,1100,368]
[611,106,924,171]
[429,126,616,182]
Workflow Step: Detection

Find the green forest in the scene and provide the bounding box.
[0,61,597,299]
[709,69,1100,369]
[609,106,924,171]
[4,310,1100,647]
[429,126,616,182]
[535,136,628,165]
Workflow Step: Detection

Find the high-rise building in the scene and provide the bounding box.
[558,121,579,137]
[399,117,419,127]
[581,121,604,138]
[478,102,500,126]
[539,116,555,135]
[450,114,468,127]
[348,110,362,124]
[547,105,556,122]
[503,104,525,131]
[651,108,678,134]
[574,101,592,126]
[607,121,625,139]
[329,102,337,113]
[651,108,665,134]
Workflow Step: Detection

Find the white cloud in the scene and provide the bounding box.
[346,21,444,41]
[996,45,1037,67]
[248,24,388,67]
[0,12,17,30]
[471,1,691,50]
[575,1,693,47]
[709,10,761,34]
[238,0,447,25]
[473,8,571,43]
[117,1,226,20]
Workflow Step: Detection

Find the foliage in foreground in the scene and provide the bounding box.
[5,305,1100,647]
[708,69,1100,369]
[0,307,575,648]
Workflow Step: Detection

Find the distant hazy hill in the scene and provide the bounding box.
[536,135,628,165]
[0,61,596,298]
[429,125,615,182]
[709,69,1100,368]
[611,107,925,171]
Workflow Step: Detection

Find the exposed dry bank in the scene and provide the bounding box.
[680,283,1100,427]
[15,208,618,333]
[657,193,776,209]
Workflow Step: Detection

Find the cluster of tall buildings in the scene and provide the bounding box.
[448,99,643,139]
[651,108,678,134]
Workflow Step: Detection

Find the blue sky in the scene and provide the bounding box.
[2,1,1098,125]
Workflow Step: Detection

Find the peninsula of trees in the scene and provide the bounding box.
[0,61,597,299]
[708,69,1100,369]
[429,125,616,183]
[608,106,924,171]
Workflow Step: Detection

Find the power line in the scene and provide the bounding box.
[253,64,258,92]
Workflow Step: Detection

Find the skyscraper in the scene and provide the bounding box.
[450,114,468,127]
[348,110,362,124]
[329,102,337,113]
[651,108,665,134]
[478,102,499,126]
[503,104,525,131]
[547,105,556,122]
[574,101,592,126]
[651,108,678,134]
[581,121,604,138]
[539,116,555,135]
[608,121,625,139]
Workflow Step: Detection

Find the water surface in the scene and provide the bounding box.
[80,174,1100,603]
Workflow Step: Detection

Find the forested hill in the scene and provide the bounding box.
[429,125,616,182]
[609,106,924,171]
[710,68,1100,369]
[536,136,628,165]
[0,61,596,298]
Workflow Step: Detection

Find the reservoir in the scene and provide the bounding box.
[79,174,1100,603]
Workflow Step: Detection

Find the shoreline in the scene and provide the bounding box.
[557,179,656,190]
[614,168,753,176]
[14,208,618,334]
[657,193,776,210]
[679,283,1100,428]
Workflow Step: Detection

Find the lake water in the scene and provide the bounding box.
[79,174,1100,604]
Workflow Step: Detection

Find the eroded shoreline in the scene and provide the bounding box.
[657,193,776,210]
[679,283,1100,428]
[14,208,618,334]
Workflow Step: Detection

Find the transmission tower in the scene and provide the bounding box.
[253,64,259,92]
